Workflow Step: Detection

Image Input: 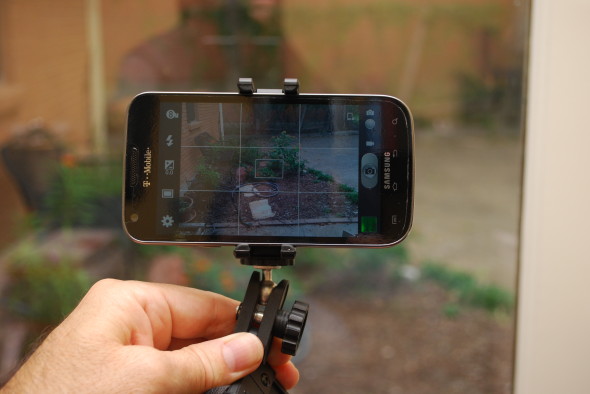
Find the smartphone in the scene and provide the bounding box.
[123,91,413,247]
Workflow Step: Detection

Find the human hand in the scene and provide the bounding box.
[1,279,299,393]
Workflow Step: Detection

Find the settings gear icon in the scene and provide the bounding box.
[161,215,174,228]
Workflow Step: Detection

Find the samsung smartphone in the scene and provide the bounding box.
[123,92,413,247]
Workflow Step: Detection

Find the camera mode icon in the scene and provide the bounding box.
[166,109,179,119]
[360,153,378,189]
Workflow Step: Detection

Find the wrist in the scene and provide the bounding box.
[2,330,80,393]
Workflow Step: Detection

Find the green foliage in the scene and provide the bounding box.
[201,143,235,167]
[422,261,513,313]
[240,146,261,168]
[269,131,301,175]
[257,160,284,178]
[304,167,358,205]
[443,303,461,319]
[5,240,93,325]
[43,160,122,228]
[413,116,434,130]
[4,159,120,327]
[296,246,409,294]
[271,130,296,148]
[306,167,334,183]
[456,71,523,129]
[456,73,496,128]
[338,184,359,205]
[195,163,222,188]
[178,197,192,212]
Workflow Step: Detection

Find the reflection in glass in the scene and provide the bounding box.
[0,0,528,391]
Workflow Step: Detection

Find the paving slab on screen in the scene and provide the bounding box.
[177,101,361,238]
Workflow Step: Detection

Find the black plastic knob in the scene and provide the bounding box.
[277,301,309,356]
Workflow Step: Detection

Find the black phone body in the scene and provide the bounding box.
[124,92,413,247]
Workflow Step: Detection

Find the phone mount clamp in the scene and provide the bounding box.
[237,77,300,95]
[207,244,309,394]
[206,79,309,394]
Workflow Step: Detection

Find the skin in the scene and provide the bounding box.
[1,279,299,393]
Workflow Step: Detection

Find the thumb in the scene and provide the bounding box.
[167,332,264,392]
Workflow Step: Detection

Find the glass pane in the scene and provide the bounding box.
[0,0,528,392]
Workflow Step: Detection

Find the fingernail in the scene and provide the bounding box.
[222,333,263,372]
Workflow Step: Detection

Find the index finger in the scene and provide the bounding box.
[142,281,240,340]
[72,280,239,348]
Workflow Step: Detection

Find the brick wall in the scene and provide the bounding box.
[179,103,222,188]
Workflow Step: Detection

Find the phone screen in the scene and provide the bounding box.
[124,93,413,246]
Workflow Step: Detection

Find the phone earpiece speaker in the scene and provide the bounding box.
[128,146,139,187]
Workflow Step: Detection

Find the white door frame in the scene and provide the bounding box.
[516,1,590,393]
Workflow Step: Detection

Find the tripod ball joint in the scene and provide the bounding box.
[236,300,309,357]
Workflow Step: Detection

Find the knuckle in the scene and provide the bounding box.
[89,278,122,294]
[187,345,224,389]
[123,350,171,391]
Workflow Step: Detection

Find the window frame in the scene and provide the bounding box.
[515,1,590,393]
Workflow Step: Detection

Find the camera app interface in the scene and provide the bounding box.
[157,98,384,240]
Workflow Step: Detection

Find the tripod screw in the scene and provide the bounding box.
[278,301,309,356]
[261,373,271,387]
